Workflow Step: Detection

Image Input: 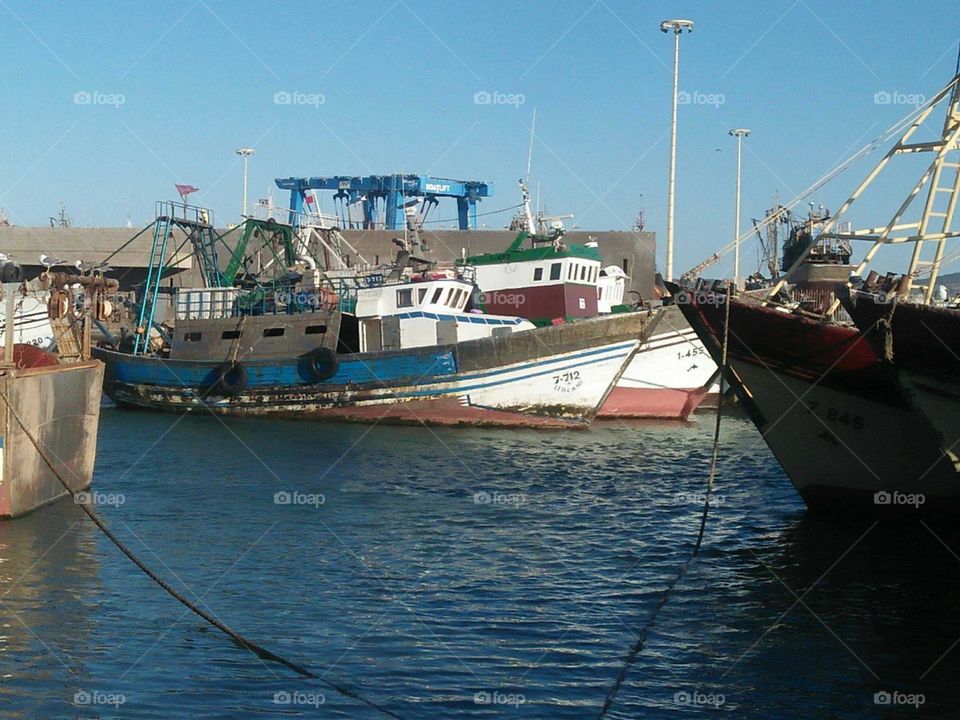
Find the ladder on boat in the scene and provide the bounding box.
[904,86,960,301]
[132,214,172,354]
[133,202,223,355]
[768,71,960,310]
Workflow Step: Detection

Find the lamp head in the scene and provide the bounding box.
[660,19,694,34]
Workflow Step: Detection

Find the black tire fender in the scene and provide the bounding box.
[214,362,248,395]
[1,262,23,283]
[304,347,339,382]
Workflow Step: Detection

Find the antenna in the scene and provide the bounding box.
[525,107,537,185]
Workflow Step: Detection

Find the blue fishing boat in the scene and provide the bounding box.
[94,202,659,427]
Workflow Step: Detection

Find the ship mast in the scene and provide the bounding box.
[767,69,960,308]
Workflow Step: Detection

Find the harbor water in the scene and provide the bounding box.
[1,410,957,718]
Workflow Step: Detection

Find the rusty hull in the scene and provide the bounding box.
[0,360,104,518]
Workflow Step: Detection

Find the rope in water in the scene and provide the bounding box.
[597,284,732,718]
[0,384,403,720]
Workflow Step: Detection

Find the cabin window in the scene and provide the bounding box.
[397,289,414,308]
[444,288,455,305]
[533,267,543,281]
[221,330,241,340]
[567,263,575,280]
[431,287,443,304]
[452,289,466,308]
[622,259,629,274]
[418,288,428,303]
[305,325,327,334]
[263,327,285,337]
[549,262,562,281]
[183,332,201,342]
[580,265,587,281]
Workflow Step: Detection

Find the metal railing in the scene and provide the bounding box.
[156,200,214,227]
[175,284,338,320]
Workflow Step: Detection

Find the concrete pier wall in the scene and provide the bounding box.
[0,226,657,299]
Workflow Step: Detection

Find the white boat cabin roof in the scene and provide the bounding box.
[354,277,474,319]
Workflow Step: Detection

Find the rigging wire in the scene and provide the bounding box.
[0,388,403,720]
[597,288,731,718]
[686,95,939,277]
[419,203,524,226]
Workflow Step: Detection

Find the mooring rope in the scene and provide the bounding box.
[0,386,403,720]
[597,285,731,718]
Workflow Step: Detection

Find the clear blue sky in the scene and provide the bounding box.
[1,0,958,276]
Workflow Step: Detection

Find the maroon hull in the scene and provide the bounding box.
[846,293,960,461]
[482,283,598,322]
[846,293,960,379]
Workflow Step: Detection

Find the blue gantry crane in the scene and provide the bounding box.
[275,174,493,230]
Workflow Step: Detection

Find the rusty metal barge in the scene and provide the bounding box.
[0,275,106,519]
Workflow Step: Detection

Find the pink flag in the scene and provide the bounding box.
[304,193,315,205]
[175,184,199,198]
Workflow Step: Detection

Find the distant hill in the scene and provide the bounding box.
[921,271,960,295]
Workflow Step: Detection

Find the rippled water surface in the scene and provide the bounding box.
[2,409,959,718]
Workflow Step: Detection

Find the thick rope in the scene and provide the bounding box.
[597,284,731,718]
[0,385,403,719]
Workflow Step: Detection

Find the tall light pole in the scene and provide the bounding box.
[236,147,255,219]
[729,128,750,289]
[660,18,694,282]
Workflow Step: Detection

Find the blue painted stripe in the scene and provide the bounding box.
[396,345,635,399]
[109,350,458,388]
[393,310,523,326]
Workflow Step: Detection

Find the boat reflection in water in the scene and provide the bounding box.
[0,502,99,716]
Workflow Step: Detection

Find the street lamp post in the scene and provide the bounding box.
[236,147,255,219]
[660,18,694,283]
[729,128,750,289]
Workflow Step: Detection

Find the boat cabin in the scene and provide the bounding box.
[339,275,534,354]
[458,231,604,324]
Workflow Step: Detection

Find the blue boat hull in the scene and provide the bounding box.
[93,312,659,427]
